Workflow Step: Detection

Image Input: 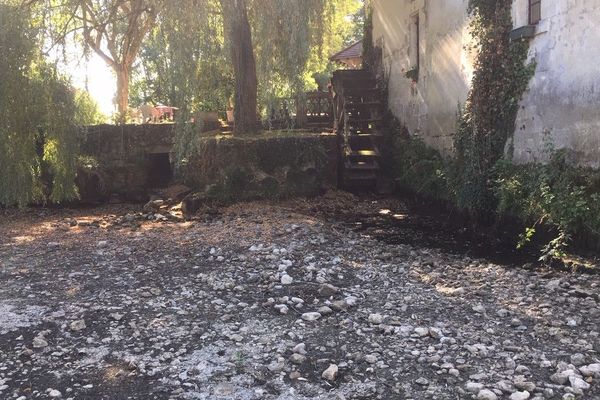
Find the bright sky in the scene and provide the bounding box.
[68,53,117,116]
[52,42,117,117]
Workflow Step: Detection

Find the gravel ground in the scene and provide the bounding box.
[1,193,599,400]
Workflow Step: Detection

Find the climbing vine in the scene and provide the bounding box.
[454,0,536,217]
[384,0,600,259]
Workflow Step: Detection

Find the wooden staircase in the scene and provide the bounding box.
[332,69,383,190]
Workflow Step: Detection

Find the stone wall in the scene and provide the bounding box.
[511,0,600,168]
[80,124,338,200]
[178,133,339,199]
[81,123,216,198]
[371,0,473,155]
[371,0,600,168]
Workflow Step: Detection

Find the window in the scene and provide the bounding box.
[529,0,541,25]
[409,13,420,70]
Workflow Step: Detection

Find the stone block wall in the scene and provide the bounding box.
[80,124,338,200]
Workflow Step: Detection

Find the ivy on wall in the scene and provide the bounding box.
[380,0,600,259]
[454,0,536,217]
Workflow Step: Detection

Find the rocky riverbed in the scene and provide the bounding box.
[1,193,599,399]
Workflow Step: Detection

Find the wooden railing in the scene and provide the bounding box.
[265,91,333,130]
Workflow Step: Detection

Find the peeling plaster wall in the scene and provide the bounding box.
[372,0,600,168]
[511,0,600,168]
[372,0,473,155]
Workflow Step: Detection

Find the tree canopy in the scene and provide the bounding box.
[0,0,98,206]
[0,0,363,205]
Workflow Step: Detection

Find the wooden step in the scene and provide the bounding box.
[347,134,378,148]
[347,117,382,126]
[346,101,381,107]
[342,170,378,189]
[333,69,373,80]
[345,160,380,171]
[345,148,380,160]
[339,78,377,90]
[343,87,381,97]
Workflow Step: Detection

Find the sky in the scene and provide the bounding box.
[69,53,117,116]
[53,44,117,117]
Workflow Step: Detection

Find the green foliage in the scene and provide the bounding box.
[404,68,419,82]
[131,0,232,111]
[131,0,361,116]
[251,0,362,113]
[74,90,106,125]
[495,151,600,257]
[362,3,374,69]
[383,1,600,258]
[454,0,535,217]
[389,119,452,201]
[0,2,82,206]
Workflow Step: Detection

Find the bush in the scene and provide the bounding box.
[495,152,600,257]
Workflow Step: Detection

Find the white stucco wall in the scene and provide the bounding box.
[511,0,600,167]
[372,0,600,168]
[372,0,473,155]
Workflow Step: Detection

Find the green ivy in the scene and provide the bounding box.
[379,0,600,259]
[454,0,536,217]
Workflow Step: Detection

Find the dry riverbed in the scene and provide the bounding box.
[1,193,599,400]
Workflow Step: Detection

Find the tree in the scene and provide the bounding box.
[131,0,361,135]
[36,0,160,121]
[220,0,257,133]
[0,1,81,206]
[130,0,232,112]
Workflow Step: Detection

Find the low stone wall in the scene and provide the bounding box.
[179,132,338,201]
[80,124,338,201]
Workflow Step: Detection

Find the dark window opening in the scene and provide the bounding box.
[146,153,173,188]
[529,0,541,25]
[409,13,420,71]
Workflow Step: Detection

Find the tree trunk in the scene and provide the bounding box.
[115,65,130,123]
[221,0,258,134]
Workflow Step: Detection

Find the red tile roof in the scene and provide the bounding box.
[330,40,363,62]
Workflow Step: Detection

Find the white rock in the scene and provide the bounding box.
[70,319,86,331]
[318,306,333,315]
[570,353,586,366]
[429,327,443,339]
[274,304,288,314]
[109,313,124,321]
[509,391,530,400]
[33,335,48,348]
[473,305,486,314]
[344,296,358,307]
[466,382,484,393]
[368,313,384,325]
[569,375,590,390]
[280,274,293,285]
[48,389,62,398]
[551,370,577,385]
[414,327,429,337]
[301,312,321,321]
[580,363,600,377]
[322,364,338,381]
[293,343,306,355]
[290,353,306,364]
[364,354,377,364]
[477,389,498,400]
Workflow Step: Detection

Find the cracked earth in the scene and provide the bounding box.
[1,193,599,400]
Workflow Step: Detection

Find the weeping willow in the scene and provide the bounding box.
[132,0,361,115]
[250,0,362,114]
[0,1,81,206]
[131,0,232,111]
[128,0,361,171]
